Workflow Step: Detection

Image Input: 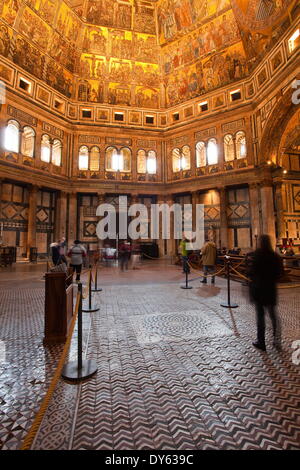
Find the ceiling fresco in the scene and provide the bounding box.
[0,0,298,107]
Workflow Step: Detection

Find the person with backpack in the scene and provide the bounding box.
[68,240,87,282]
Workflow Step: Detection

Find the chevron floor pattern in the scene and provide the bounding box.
[33,268,300,450]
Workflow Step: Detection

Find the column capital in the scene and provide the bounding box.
[248,182,259,190]
[259,179,273,188]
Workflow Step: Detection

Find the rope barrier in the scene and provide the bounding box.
[230,265,250,282]
[20,292,81,450]
[142,252,161,260]
[187,261,225,278]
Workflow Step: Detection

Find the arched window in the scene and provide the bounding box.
[106,146,118,171]
[4,120,20,153]
[181,145,191,170]
[207,138,218,165]
[224,134,235,162]
[147,150,156,174]
[90,146,100,171]
[196,141,206,167]
[21,126,35,157]
[137,149,147,174]
[78,145,89,170]
[235,131,247,159]
[52,139,62,166]
[172,146,191,172]
[137,149,157,174]
[172,148,181,172]
[41,134,51,162]
[120,147,131,172]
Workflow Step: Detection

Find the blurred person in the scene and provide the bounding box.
[179,235,189,274]
[68,239,87,282]
[200,238,217,284]
[131,241,141,270]
[249,234,283,351]
[49,240,60,266]
[119,239,131,271]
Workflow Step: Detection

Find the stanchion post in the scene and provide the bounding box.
[92,260,102,292]
[220,256,238,308]
[61,283,98,382]
[181,258,193,290]
[82,265,100,313]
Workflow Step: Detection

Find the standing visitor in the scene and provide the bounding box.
[68,240,87,282]
[49,240,60,266]
[249,234,283,351]
[200,238,217,284]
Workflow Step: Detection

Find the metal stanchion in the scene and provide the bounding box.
[61,283,98,382]
[92,261,102,292]
[82,265,100,313]
[181,258,193,289]
[220,256,238,308]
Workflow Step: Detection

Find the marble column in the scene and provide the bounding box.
[26,185,38,257]
[67,192,78,245]
[96,193,106,250]
[219,186,228,249]
[55,190,67,241]
[165,195,175,257]
[260,181,276,248]
[274,181,285,241]
[156,197,165,257]
[249,183,261,248]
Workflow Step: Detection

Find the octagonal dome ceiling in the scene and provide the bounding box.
[0,0,298,109]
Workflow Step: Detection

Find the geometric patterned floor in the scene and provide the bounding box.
[1,261,300,450]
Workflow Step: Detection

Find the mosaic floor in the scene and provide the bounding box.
[0,260,300,450]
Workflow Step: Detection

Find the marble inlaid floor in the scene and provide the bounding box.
[1,260,300,450]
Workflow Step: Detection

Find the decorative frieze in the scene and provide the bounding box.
[136,140,157,148]
[168,136,189,147]
[42,122,64,138]
[79,135,101,144]
[195,127,216,140]
[105,137,132,146]
[222,120,245,133]
[7,106,37,127]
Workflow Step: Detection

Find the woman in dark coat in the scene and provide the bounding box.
[248,234,283,351]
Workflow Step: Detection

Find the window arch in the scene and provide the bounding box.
[181,145,191,170]
[78,145,89,170]
[52,139,62,166]
[172,148,181,172]
[224,134,235,162]
[106,146,118,171]
[196,141,206,167]
[137,149,147,173]
[4,120,20,153]
[147,150,156,174]
[41,134,51,162]
[90,146,100,171]
[137,149,157,174]
[207,138,218,165]
[235,131,247,159]
[172,146,190,172]
[21,126,35,157]
[120,147,131,172]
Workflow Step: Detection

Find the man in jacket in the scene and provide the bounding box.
[200,238,217,284]
[68,240,87,281]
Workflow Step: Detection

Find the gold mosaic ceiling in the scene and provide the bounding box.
[0,0,298,108]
